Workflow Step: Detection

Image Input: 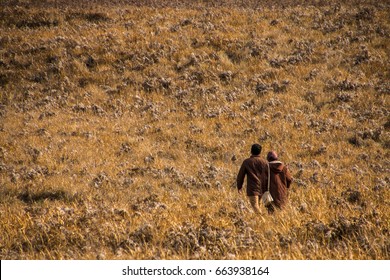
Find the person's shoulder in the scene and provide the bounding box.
[239,157,249,166]
[282,163,290,172]
[257,157,267,163]
[252,156,267,164]
[269,160,285,170]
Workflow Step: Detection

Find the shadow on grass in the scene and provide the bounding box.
[17,188,81,204]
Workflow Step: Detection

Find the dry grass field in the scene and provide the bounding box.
[0,0,389,260]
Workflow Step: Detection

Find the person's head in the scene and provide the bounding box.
[267,151,278,161]
[251,144,262,155]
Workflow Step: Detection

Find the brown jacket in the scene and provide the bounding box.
[262,161,293,208]
[237,155,268,196]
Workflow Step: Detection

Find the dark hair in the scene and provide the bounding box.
[251,144,262,155]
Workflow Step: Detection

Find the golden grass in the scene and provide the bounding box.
[0,0,389,260]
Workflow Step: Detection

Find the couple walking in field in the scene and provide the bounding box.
[237,144,292,214]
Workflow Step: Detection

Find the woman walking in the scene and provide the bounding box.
[264,151,293,214]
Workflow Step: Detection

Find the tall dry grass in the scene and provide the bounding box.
[0,0,389,259]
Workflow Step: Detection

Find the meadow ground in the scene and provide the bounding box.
[0,0,389,259]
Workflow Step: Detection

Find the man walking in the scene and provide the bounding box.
[236,144,267,213]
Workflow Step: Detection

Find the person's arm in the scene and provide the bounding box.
[236,162,246,193]
[284,166,293,188]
